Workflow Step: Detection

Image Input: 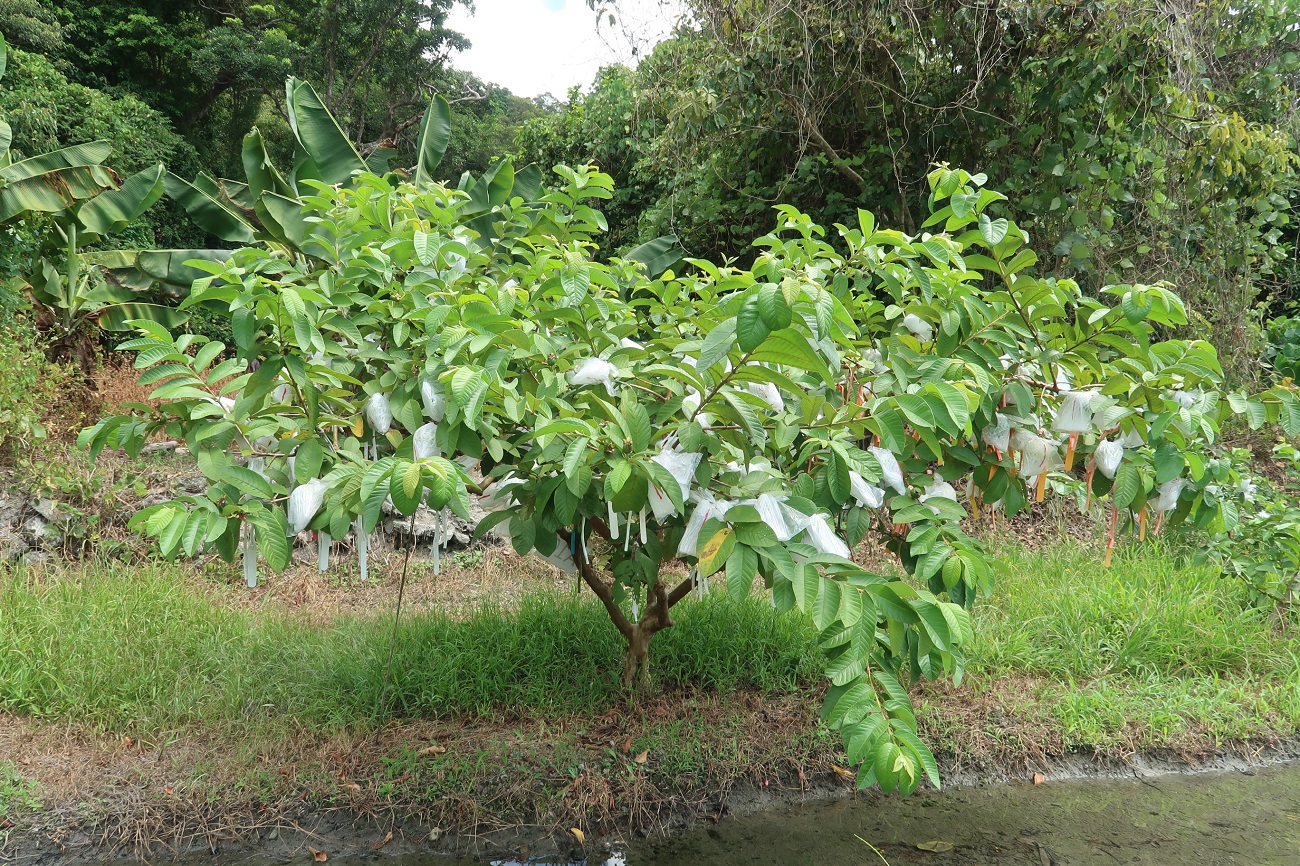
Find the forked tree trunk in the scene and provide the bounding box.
[620,582,674,690]
[573,529,695,693]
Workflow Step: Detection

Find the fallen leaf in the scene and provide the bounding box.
[831,765,856,781]
[1032,773,1046,785]
[308,846,328,862]
[569,827,585,844]
[633,750,648,764]
[620,736,632,753]
[418,743,446,756]
[163,786,175,795]
[341,782,362,794]
[370,830,393,851]
[917,840,955,853]
[123,736,135,749]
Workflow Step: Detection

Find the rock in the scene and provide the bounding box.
[1,529,30,563]
[21,550,49,565]
[22,515,61,545]
[30,498,67,523]
[0,490,26,528]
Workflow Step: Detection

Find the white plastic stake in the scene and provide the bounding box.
[639,507,648,544]
[624,515,633,552]
[607,501,619,540]
[632,595,640,622]
[356,517,369,581]
[242,524,257,588]
[318,532,331,572]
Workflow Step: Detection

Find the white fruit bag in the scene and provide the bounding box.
[902,313,933,342]
[849,470,885,509]
[288,478,328,534]
[647,449,703,521]
[568,357,617,395]
[413,422,439,460]
[804,513,851,558]
[1094,439,1123,479]
[365,392,392,434]
[420,376,446,422]
[868,446,907,495]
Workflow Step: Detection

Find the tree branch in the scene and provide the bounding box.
[574,530,633,639]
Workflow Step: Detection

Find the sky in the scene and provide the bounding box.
[445,0,685,99]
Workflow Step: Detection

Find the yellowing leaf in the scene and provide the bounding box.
[569,828,586,843]
[697,526,735,577]
[916,840,954,852]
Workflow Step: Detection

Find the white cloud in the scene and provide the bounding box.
[445,0,684,99]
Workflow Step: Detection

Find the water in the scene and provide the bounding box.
[628,762,1300,865]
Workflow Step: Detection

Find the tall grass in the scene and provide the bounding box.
[971,539,1297,680]
[0,564,821,732]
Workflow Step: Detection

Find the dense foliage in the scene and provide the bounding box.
[526,0,1300,377]
[83,152,1299,792]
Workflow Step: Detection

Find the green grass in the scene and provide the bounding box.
[0,563,821,732]
[962,536,1300,747]
[3,536,1299,755]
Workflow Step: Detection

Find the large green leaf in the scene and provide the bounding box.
[241,128,293,199]
[164,172,256,243]
[625,235,684,279]
[285,77,367,186]
[79,164,166,236]
[414,93,451,186]
[0,31,8,82]
[97,303,189,332]
[511,164,544,202]
[0,142,115,222]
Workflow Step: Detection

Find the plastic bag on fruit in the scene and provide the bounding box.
[568,357,618,396]
[365,392,392,434]
[1052,391,1096,435]
[413,422,439,461]
[420,376,446,422]
[288,478,329,534]
[1155,478,1186,513]
[1094,439,1123,479]
[981,413,1011,452]
[647,449,703,521]
[868,446,907,495]
[1016,434,1063,477]
[920,479,958,514]
[677,490,733,557]
[747,381,785,412]
[849,470,885,509]
[902,313,933,342]
[753,492,811,541]
[804,513,851,558]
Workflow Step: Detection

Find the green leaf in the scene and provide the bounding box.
[163,172,256,243]
[414,94,452,186]
[79,164,166,235]
[254,508,292,570]
[698,319,737,371]
[979,213,1009,246]
[625,235,684,279]
[726,544,758,601]
[561,259,591,306]
[1112,461,1141,509]
[736,293,772,352]
[286,78,367,186]
[623,401,652,452]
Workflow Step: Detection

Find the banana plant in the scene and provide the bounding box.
[0,31,208,368]
[163,76,682,277]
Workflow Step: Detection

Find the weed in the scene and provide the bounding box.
[0,762,41,819]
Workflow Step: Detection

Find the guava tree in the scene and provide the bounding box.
[83,162,1298,794]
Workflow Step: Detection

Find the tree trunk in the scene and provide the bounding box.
[619,579,674,691]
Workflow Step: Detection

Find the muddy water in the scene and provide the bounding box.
[624,761,1300,866]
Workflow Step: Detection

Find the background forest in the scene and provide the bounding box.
[3,0,1300,379]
